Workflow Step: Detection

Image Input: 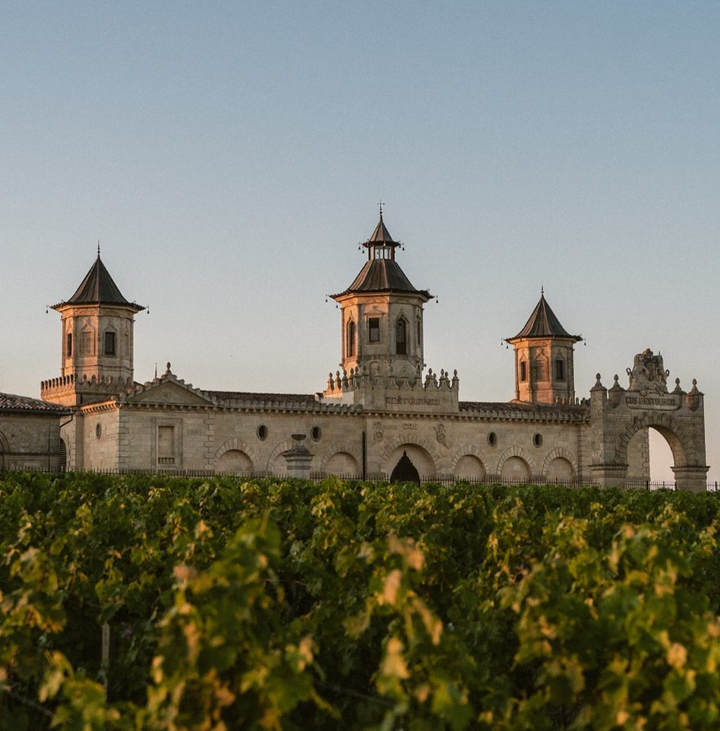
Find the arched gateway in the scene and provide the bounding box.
[589,349,709,492]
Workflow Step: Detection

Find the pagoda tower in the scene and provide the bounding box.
[506,291,582,404]
[330,209,432,380]
[41,250,144,406]
[322,210,458,413]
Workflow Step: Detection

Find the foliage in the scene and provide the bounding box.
[1,472,720,729]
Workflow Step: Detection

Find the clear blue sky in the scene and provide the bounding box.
[1,2,718,480]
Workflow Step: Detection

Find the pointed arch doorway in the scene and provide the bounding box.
[390,451,420,485]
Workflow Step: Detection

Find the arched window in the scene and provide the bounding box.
[346,320,356,357]
[396,318,407,355]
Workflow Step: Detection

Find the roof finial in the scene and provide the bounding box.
[541,284,544,297]
[378,199,384,218]
[97,240,101,257]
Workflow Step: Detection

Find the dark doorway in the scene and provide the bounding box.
[390,451,420,484]
[59,438,67,472]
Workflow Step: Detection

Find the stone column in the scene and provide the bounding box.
[589,464,628,488]
[672,465,709,493]
[282,434,314,480]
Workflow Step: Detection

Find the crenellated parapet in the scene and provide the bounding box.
[41,372,135,407]
[321,364,460,413]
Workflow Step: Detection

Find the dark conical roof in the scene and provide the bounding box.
[53,253,144,311]
[508,293,581,341]
[331,213,431,300]
[365,213,398,247]
[343,258,430,297]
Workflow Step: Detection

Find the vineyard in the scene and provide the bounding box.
[2,474,720,730]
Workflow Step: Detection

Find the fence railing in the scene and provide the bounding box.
[3,465,719,491]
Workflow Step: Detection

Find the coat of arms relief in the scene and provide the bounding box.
[626,349,670,396]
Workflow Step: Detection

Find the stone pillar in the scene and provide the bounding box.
[672,465,709,493]
[589,464,628,489]
[282,434,314,480]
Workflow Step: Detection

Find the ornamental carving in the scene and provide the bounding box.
[434,423,448,448]
[371,421,383,445]
[626,349,670,396]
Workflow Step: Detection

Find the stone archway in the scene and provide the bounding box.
[320,442,362,477]
[496,446,537,483]
[379,435,439,480]
[216,449,253,474]
[590,351,709,492]
[542,448,578,483]
[452,445,486,481]
[323,451,361,476]
[215,439,257,473]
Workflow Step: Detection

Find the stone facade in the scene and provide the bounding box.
[37,214,710,490]
[0,393,69,471]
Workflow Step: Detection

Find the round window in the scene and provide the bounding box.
[95,424,102,439]
[533,433,543,448]
[257,425,268,441]
[311,426,321,441]
[487,432,497,447]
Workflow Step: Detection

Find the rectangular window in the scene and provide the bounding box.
[555,359,565,381]
[81,330,93,356]
[520,361,527,382]
[369,317,380,342]
[66,333,72,357]
[158,425,175,465]
[104,331,116,356]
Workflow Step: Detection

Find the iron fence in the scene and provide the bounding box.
[3,465,719,491]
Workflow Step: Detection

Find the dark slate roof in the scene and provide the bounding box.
[53,254,144,311]
[0,392,70,414]
[331,212,431,299]
[459,400,587,413]
[208,391,318,405]
[366,213,398,246]
[337,258,431,298]
[508,293,581,341]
